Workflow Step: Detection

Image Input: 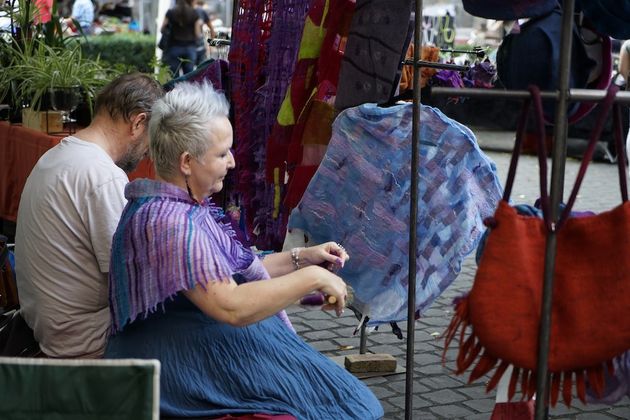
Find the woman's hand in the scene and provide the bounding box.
[301,241,349,272]
[309,266,348,317]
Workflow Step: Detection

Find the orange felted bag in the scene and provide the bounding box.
[444,84,630,407]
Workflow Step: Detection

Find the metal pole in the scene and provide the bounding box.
[405,0,423,418]
[534,0,575,418]
[359,321,368,354]
[230,0,239,32]
[429,87,630,103]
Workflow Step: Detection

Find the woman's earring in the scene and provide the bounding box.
[185,175,198,203]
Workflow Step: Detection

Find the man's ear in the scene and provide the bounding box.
[179,151,193,176]
[130,112,148,138]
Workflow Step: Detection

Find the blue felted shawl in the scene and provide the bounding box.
[288,102,502,324]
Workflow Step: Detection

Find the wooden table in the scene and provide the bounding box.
[0,122,155,222]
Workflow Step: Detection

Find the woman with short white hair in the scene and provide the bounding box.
[105,81,383,419]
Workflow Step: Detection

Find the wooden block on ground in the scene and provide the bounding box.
[344,353,397,373]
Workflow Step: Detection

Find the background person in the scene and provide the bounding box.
[161,0,202,76]
[194,0,215,65]
[15,73,164,358]
[65,0,95,34]
[105,81,383,419]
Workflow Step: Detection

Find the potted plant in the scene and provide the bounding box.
[0,0,121,130]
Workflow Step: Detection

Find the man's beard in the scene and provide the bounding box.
[116,140,146,173]
[116,154,142,173]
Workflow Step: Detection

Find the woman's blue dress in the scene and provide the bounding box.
[106,295,383,419]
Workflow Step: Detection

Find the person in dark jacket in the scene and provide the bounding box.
[161,0,202,76]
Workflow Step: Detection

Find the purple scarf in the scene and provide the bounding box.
[109,179,293,333]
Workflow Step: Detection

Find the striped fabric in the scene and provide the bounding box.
[109,179,267,333]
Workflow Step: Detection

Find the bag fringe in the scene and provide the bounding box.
[443,295,615,407]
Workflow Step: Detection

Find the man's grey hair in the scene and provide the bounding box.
[149,81,230,179]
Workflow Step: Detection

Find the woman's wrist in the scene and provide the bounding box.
[290,247,304,270]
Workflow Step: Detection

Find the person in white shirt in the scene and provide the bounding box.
[15,72,164,358]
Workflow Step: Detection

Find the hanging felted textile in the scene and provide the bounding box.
[443,85,630,407]
[265,0,339,181]
[287,103,502,324]
[264,0,356,249]
[248,0,311,250]
[282,2,355,211]
[228,0,310,250]
[228,0,271,241]
[334,0,413,110]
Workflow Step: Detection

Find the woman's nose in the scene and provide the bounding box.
[228,150,236,168]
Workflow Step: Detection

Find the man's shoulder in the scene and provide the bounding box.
[31,142,127,197]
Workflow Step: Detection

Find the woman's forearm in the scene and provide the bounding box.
[262,250,301,277]
[183,265,328,326]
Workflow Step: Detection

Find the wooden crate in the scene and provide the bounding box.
[22,108,63,133]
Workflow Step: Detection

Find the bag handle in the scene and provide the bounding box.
[558,84,627,228]
[503,84,627,232]
[503,85,551,230]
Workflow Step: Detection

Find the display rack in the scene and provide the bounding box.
[226,0,630,418]
[409,1,630,419]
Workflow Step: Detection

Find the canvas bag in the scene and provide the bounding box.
[443,84,630,407]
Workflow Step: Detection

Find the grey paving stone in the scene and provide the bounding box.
[386,379,430,395]
[380,400,399,416]
[413,363,449,375]
[334,315,363,327]
[299,319,338,330]
[307,340,339,353]
[414,352,444,367]
[369,331,408,344]
[462,397,495,413]
[429,404,476,418]
[388,395,432,410]
[456,385,493,400]
[362,376,389,386]
[466,413,496,420]
[419,375,466,390]
[367,344,407,357]
[299,309,338,320]
[423,389,467,404]
[548,402,581,417]
[608,406,630,419]
[571,401,617,412]
[302,329,339,340]
[370,385,397,399]
[290,322,311,333]
[418,317,451,328]
[574,413,616,420]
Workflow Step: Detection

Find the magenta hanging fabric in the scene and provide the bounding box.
[228,0,269,230]
[249,0,311,250]
[228,0,310,250]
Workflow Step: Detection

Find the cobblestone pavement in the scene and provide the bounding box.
[285,132,630,419]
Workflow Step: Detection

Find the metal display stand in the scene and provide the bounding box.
[226,0,630,418]
[408,1,630,419]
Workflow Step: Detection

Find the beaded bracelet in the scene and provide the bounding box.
[291,247,302,270]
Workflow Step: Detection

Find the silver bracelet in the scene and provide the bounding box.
[291,247,302,270]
